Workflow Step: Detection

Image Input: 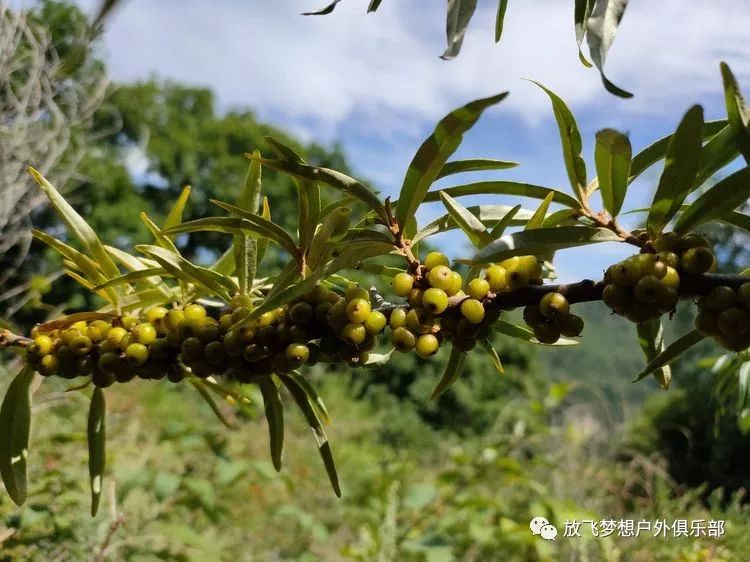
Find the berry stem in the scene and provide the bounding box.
[0,329,32,349]
[580,205,645,249]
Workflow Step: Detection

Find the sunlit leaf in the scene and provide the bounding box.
[530,81,587,202]
[479,339,504,374]
[91,268,167,290]
[441,0,478,60]
[302,0,342,15]
[494,0,509,42]
[235,151,263,294]
[574,0,593,66]
[279,374,341,497]
[488,204,524,239]
[189,378,235,428]
[633,330,705,382]
[636,320,671,390]
[437,158,518,179]
[431,346,466,399]
[258,378,284,471]
[87,387,106,516]
[421,181,580,208]
[414,204,531,243]
[396,92,508,228]
[674,167,750,234]
[524,192,554,230]
[585,0,632,98]
[287,371,330,424]
[439,192,491,248]
[647,105,704,237]
[38,312,117,332]
[164,185,192,235]
[693,125,740,189]
[465,226,622,265]
[595,128,631,217]
[720,62,750,164]
[720,211,750,234]
[0,368,35,506]
[368,0,383,12]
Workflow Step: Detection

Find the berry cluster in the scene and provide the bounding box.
[388,251,546,355]
[522,292,584,344]
[25,285,391,387]
[602,233,717,323]
[695,283,750,351]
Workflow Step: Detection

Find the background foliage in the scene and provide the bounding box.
[1,2,750,561]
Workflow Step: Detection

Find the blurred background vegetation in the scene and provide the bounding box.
[1,2,749,560]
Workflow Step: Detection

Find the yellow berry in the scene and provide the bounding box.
[460,299,485,324]
[539,292,569,319]
[422,288,449,315]
[346,298,372,323]
[346,285,369,301]
[389,308,408,329]
[415,334,440,358]
[364,311,387,335]
[485,265,508,292]
[341,323,367,345]
[424,251,450,270]
[391,327,416,352]
[392,272,415,297]
[427,265,453,291]
[33,335,53,355]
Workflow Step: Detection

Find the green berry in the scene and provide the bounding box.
[204,341,226,365]
[197,323,221,344]
[446,272,463,297]
[285,343,310,365]
[33,335,53,355]
[681,247,715,275]
[539,292,570,319]
[125,343,149,366]
[120,316,138,331]
[718,307,750,336]
[611,259,642,287]
[633,276,665,304]
[707,286,736,312]
[106,327,128,347]
[184,304,207,323]
[364,311,387,335]
[341,323,367,345]
[680,233,711,249]
[623,301,656,323]
[389,308,408,329]
[392,272,415,297]
[506,267,530,290]
[230,294,253,310]
[303,284,329,304]
[39,354,60,375]
[636,254,667,279]
[422,288,449,315]
[133,323,158,345]
[695,311,718,336]
[257,311,276,327]
[602,284,628,311]
[560,314,584,337]
[146,306,169,325]
[485,265,508,292]
[424,251,450,271]
[517,256,543,280]
[653,232,682,252]
[181,337,204,362]
[427,265,453,291]
[661,266,680,291]
[289,302,314,325]
[407,288,424,308]
[70,336,93,356]
[523,305,545,327]
[346,298,372,323]
[150,339,172,360]
[467,278,490,300]
[346,285,369,301]
[460,299,485,325]
[656,288,679,313]
[415,334,440,358]
[406,308,433,334]
[391,327,416,352]
[533,323,561,344]
[165,309,185,330]
[657,251,679,268]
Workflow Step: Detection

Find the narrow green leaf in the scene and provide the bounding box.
[32,230,110,294]
[309,208,355,270]
[633,330,705,382]
[574,0,593,66]
[674,167,750,234]
[524,192,554,230]
[249,154,388,224]
[647,105,705,237]
[629,120,727,184]
[720,62,750,164]
[0,368,35,506]
[494,320,578,346]
[720,211,750,234]
[189,378,235,428]
[488,204,523,239]
[257,197,272,265]
[367,0,383,12]
[465,226,622,265]
[28,168,120,280]
[494,0,509,42]
[530,81,588,202]
[437,158,518,179]
[636,320,671,390]
[738,362,750,410]
[431,346,466,399]
[91,268,167,290]
[395,92,509,228]
[164,185,192,234]
[162,215,298,257]
[694,125,740,189]
[441,0,478,60]
[439,192,491,248]
[235,151,263,294]
[141,212,180,255]
[287,371,330,424]
[479,339,504,374]
[585,0,633,98]
[413,204,531,243]
[302,0,342,15]
[258,378,284,471]
[279,374,341,497]
[211,247,235,276]
[87,387,106,516]
[137,245,237,300]
[420,181,580,208]
[595,128,631,216]
[265,138,320,253]
[38,312,117,332]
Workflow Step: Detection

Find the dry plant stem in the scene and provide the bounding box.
[581,204,645,248]
[0,329,31,348]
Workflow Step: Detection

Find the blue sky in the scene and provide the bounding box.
[32,0,750,280]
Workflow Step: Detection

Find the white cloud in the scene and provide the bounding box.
[72,0,750,136]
